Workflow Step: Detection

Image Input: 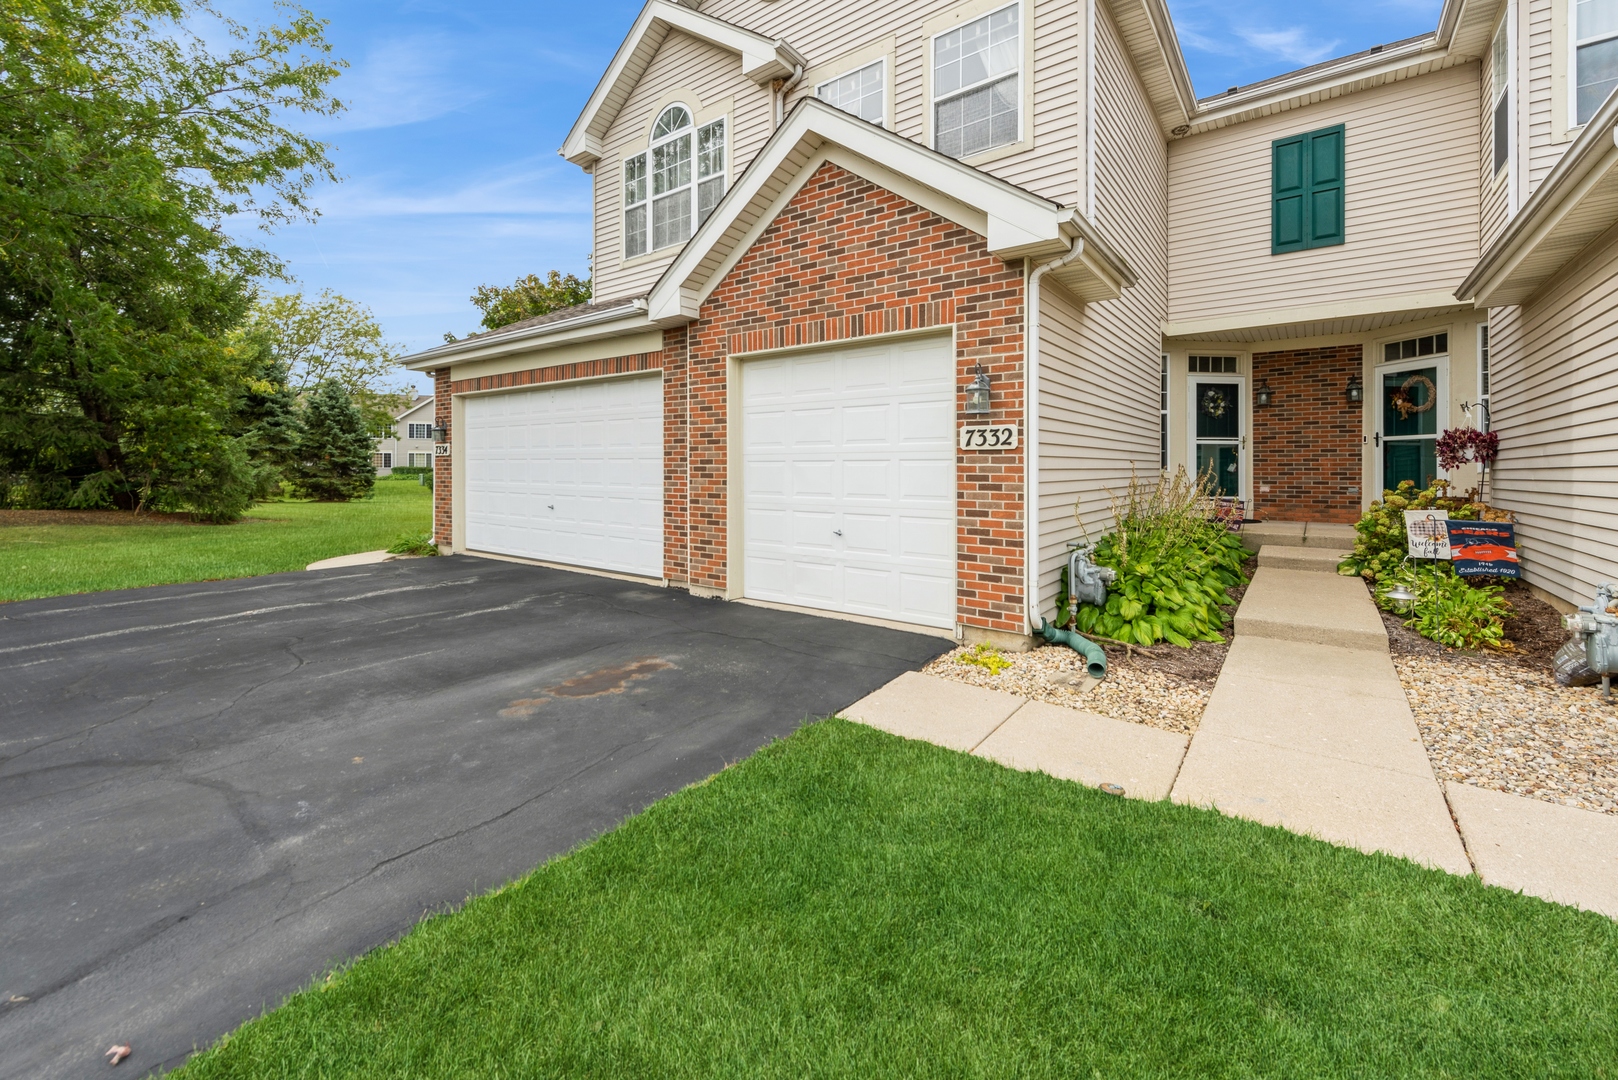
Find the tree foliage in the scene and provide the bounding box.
[243,289,409,433]
[469,271,591,333]
[292,379,373,501]
[0,0,343,518]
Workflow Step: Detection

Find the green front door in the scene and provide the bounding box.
[1194,380,1241,498]
[1381,365,1439,490]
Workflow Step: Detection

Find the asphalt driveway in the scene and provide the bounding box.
[0,556,949,1078]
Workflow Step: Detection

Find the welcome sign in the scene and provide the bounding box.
[1403,510,1451,560]
[1448,522,1521,578]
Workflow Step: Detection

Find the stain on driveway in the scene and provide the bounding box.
[0,556,948,1078]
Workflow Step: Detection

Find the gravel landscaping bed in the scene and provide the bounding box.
[923,643,1211,735]
[1383,581,1618,814]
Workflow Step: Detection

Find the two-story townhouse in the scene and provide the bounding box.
[373,395,436,473]
[403,0,1618,645]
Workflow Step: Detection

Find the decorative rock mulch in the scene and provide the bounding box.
[1396,654,1618,814]
[923,644,1210,736]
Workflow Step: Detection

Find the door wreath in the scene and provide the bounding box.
[1201,387,1231,418]
[1388,373,1436,420]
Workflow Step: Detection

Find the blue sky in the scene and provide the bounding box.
[233,0,1444,393]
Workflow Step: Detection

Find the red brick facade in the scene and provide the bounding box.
[431,368,451,546]
[433,162,1030,635]
[1250,345,1364,524]
[681,162,1028,633]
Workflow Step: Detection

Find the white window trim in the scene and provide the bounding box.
[1159,354,1170,471]
[798,38,897,132]
[1570,0,1618,130]
[619,101,729,265]
[1491,15,1513,178]
[921,0,1035,166]
[815,58,887,126]
[1476,322,1491,433]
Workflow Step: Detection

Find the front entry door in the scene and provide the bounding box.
[1191,378,1244,498]
[1378,360,1446,492]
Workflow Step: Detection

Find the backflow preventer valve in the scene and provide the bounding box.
[1563,583,1618,699]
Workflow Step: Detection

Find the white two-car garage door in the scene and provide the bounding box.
[463,375,663,577]
[742,337,956,629]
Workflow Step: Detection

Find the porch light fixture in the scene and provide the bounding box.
[1346,375,1364,404]
[432,422,448,443]
[1255,379,1273,407]
[964,363,992,415]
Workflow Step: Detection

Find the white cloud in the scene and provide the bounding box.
[316,36,484,133]
[1232,26,1341,67]
[305,163,592,220]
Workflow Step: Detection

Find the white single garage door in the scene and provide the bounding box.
[463,375,663,577]
[742,336,956,629]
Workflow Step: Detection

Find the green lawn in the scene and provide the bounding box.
[174,720,1617,1079]
[0,477,432,603]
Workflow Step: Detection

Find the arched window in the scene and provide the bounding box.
[623,104,726,258]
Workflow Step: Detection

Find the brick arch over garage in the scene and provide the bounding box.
[665,160,1029,634]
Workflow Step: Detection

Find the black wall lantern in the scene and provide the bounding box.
[1254,379,1273,407]
[1346,375,1364,404]
[964,363,992,414]
[433,422,449,442]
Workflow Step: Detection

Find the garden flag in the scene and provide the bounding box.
[1403,510,1451,560]
[1448,522,1520,578]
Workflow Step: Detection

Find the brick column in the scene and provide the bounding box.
[432,368,452,547]
[662,326,689,586]
[1250,345,1364,523]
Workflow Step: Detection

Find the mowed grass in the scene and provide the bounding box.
[174,720,1618,1080]
[0,477,432,603]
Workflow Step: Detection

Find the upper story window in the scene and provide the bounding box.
[1271,124,1345,254]
[933,3,1020,159]
[1576,0,1618,124]
[1491,20,1511,174]
[623,105,726,259]
[406,422,433,440]
[818,60,885,125]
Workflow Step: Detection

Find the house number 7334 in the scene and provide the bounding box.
[958,424,1019,450]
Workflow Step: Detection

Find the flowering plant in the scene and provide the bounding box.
[1436,427,1499,471]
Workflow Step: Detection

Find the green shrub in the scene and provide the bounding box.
[1338,479,1479,583]
[1375,563,1510,650]
[386,531,438,557]
[1068,469,1250,647]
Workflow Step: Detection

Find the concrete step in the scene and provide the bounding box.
[1239,520,1359,552]
[1302,522,1357,548]
[1256,544,1351,573]
[1234,567,1388,652]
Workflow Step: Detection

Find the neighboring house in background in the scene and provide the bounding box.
[403,0,1618,646]
[373,396,436,474]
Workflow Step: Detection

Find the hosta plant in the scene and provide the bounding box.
[1375,563,1510,650]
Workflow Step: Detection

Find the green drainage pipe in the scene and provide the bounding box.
[1038,619,1107,680]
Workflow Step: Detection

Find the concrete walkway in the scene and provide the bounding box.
[844,544,1618,919]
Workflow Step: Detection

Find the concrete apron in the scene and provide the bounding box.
[845,545,1618,920]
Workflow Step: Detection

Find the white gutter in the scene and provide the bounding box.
[401,299,650,370]
[774,63,804,129]
[1025,238,1088,634]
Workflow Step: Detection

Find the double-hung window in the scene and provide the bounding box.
[933,3,1020,159]
[1576,0,1618,124]
[623,106,726,259]
[407,422,432,440]
[818,60,885,124]
[1491,20,1511,174]
[1271,124,1345,254]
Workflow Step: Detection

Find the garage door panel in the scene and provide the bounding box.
[742,337,956,630]
[465,376,662,577]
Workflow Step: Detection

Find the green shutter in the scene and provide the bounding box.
[1271,123,1344,254]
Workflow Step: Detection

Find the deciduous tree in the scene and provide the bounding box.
[468,270,591,333]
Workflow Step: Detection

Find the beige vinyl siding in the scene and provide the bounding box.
[591,31,772,302]
[1037,7,1166,615]
[1525,0,1576,192]
[1166,65,1480,324]
[699,0,1084,205]
[1487,227,1618,607]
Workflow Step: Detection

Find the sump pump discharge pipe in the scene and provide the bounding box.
[1025,236,1088,637]
[1039,619,1107,678]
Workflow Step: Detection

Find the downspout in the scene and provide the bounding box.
[1025,238,1088,638]
[774,64,804,129]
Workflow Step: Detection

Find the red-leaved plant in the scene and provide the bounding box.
[1436,427,1500,471]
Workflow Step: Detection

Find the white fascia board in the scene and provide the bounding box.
[1459,102,1618,304]
[560,1,804,167]
[401,305,652,371]
[646,99,1133,324]
[1162,290,1468,340]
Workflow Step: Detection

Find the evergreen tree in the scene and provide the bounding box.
[292,381,374,501]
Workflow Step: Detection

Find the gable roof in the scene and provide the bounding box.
[561,0,805,167]
[1111,0,1504,139]
[1457,90,1618,306]
[645,98,1136,325]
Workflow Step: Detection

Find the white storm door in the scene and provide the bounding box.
[742,337,956,629]
[463,375,663,577]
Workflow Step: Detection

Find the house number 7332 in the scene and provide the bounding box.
[958,424,1018,450]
